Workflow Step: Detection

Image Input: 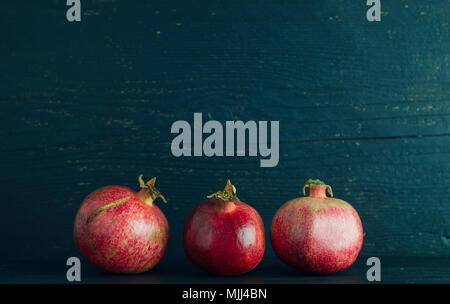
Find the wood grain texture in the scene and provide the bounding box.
[0,0,449,263]
[1,256,449,284]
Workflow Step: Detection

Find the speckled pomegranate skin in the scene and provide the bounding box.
[270,186,363,274]
[74,185,169,274]
[183,200,265,276]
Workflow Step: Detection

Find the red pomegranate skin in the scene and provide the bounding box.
[74,178,169,274]
[183,182,265,275]
[270,181,363,274]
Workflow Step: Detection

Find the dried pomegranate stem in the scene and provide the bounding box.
[302,179,333,197]
[137,174,167,206]
[207,180,240,202]
[86,197,131,225]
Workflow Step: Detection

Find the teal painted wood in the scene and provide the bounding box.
[0,0,449,262]
[1,256,449,283]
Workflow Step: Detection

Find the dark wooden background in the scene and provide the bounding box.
[0,0,449,269]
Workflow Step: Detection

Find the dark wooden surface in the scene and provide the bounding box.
[1,256,449,284]
[0,0,449,283]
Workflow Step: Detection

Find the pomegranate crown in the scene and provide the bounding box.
[207,180,240,202]
[138,174,167,204]
[302,179,333,197]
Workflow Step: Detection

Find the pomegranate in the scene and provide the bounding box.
[73,175,169,274]
[183,180,265,275]
[270,179,363,274]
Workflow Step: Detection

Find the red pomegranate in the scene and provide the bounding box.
[183,180,265,275]
[270,179,363,274]
[73,175,169,274]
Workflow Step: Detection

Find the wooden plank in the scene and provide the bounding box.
[0,0,448,262]
[1,256,450,283]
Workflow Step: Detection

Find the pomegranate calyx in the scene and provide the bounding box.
[302,179,333,197]
[207,179,240,202]
[138,174,167,205]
